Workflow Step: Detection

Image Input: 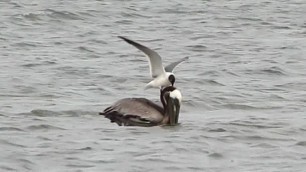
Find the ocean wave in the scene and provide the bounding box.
[26,124,65,131]
[0,127,24,132]
[45,9,84,20]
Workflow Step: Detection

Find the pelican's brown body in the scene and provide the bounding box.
[99,86,180,127]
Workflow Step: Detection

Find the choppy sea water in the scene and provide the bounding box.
[1,0,306,171]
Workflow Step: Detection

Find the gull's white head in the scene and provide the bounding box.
[145,72,176,90]
[166,72,175,86]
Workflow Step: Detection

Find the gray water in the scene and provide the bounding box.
[1,0,306,171]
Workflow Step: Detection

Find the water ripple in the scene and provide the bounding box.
[46,9,84,20]
[26,124,65,131]
[0,127,24,132]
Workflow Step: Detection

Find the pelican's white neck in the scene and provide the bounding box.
[169,89,182,103]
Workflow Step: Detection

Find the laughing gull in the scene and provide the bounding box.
[118,36,188,89]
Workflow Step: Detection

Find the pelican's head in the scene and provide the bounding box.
[162,86,182,125]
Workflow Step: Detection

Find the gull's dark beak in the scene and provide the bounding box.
[166,97,181,126]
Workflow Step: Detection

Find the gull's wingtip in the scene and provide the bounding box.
[118,36,135,45]
[118,36,126,40]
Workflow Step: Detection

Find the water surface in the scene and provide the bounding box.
[1,0,306,171]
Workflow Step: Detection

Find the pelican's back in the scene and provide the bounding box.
[100,98,164,126]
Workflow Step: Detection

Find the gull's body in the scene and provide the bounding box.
[118,36,188,89]
[99,86,182,127]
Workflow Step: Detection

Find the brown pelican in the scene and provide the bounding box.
[99,86,182,127]
[118,36,188,89]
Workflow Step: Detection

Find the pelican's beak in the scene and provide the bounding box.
[166,97,181,125]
